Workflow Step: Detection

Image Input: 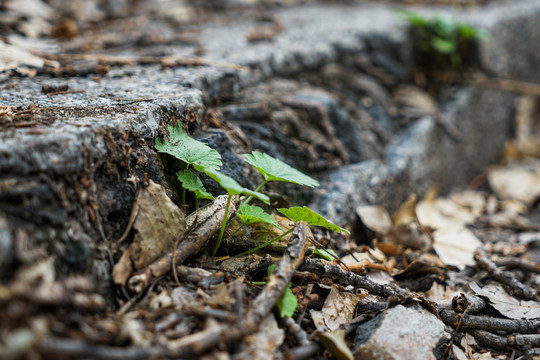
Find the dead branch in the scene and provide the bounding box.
[474,246,538,301]
[439,309,540,333]
[300,258,410,299]
[282,316,310,347]
[127,195,236,293]
[452,293,487,314]
[469,330,540,351]
[493,256,540,274]
[164,222,310,356]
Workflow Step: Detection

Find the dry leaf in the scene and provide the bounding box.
[310,309,327,332]
[381,223,431,253]
[470,283,540,320]
[416,191,482,268]
[112,180,186,285]
[356,205,392,234]
[322,287,363,331]
[431,228,481,269]
[392,194,418,226]
[488,159,540,207]
[316,330,354,360]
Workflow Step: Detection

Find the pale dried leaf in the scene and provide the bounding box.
[121,316,152,348]
[432,228,481,269]
[417,194,477,231]
[310,309,328,332]
[322,287,362,331]
[448,191,487,218]
[488,160,540,207]
[382,223,430,252]
[356,205,392,234]
[470,283,540,320]
[392,194,418,225]
[112,180,186,285]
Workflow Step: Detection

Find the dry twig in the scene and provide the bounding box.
[474,246,538,301]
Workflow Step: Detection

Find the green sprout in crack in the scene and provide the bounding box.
[396,10,488,67]
[194,165,270,256]
[155,125,349,260]
[155,124,221,204]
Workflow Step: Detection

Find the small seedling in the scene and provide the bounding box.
[226,151,321,243]
[194,165,270,256]
[396,10,488,67]
[155,126,348,262]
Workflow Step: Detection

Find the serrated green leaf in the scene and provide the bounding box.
[278,206,350,235]
[238,204,281,229]
[313,248,339,261]
[195,166,270,205]
[267,264,298,317]
[243,151,319,188]
[176,169,214,200]
[155,125,222,171]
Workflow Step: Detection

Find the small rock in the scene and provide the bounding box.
[353,305,450,360]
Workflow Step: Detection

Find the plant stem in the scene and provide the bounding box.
[212,193,232,256]
[226,180,269,229]
[195,197,199,209]
[240,180,268,208]
[181,165,190,205]
[231,223,245,237]
[234,228,293,258]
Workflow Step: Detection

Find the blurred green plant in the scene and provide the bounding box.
[397,10,488,67]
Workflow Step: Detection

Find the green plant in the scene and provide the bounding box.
[313,248,339,261]
[194,165,269,255]
[155,124,348,258]
[233,203,282,236]
[397,10,488,66]
[155,125,220,204]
